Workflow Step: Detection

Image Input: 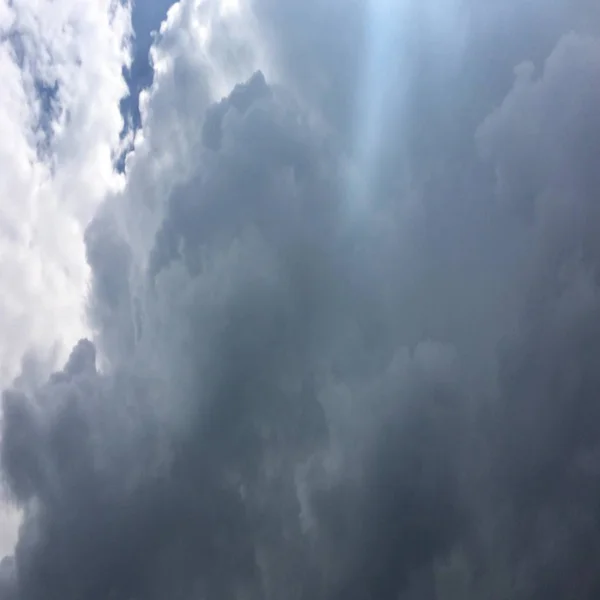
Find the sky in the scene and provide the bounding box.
[0,0,600,599]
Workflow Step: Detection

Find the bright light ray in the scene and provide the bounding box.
[346,0,466,213]
[347,0,409,209]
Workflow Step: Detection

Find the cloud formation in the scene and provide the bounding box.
[0,0,131,385]
[1,0,600,599]
[0,0,131,558]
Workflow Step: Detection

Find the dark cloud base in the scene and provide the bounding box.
[3,1,600,599]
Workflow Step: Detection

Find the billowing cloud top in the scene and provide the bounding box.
[1,0,600,599]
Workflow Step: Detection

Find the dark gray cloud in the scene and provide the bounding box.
[476,32,600,599]
[2,1,600,599]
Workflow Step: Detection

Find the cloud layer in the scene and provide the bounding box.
[2,0,600,598]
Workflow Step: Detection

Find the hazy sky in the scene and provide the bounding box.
[1,1,600,599]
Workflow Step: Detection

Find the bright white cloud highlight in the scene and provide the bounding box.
[0,0,132,559]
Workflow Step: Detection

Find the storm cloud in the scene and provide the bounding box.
[2,1,600,599]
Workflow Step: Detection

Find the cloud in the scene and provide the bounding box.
[0,0,131,561]
[477,31,600,598]
[1,0,600,599]
[0,0,131,381]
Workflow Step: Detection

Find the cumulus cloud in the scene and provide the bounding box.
[0,0,131,559]
[0,0,131,383]
[1,0,600,599]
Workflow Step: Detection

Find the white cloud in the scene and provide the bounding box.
[0,0,265,560]
[0,0,132,559]
[0,0,131,381]
[114,0,266,276]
